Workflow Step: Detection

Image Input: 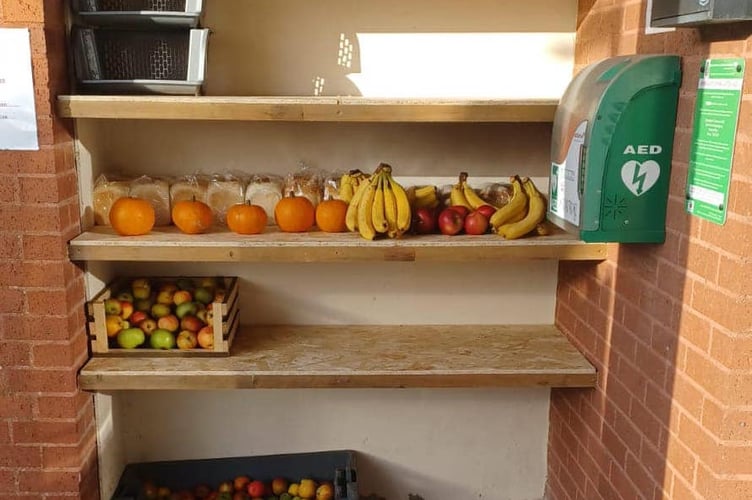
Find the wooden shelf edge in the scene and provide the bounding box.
[68,227,608,263]
[56,95,558,122]
[78,324,597,391]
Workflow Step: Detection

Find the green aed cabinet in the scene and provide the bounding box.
[548,55,682,243]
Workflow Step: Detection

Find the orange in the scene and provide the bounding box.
[172,198,213,234]
[109,197,155,236]
[274,194,315,232]
[315,199,348,233]
[226,202,267,235]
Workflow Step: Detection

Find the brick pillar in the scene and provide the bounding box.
[548,1,752,499]
[0,1,99,498]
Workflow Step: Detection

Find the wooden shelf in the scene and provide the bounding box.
[56,95,558,122]
[68,226,607,262]
[78,324,596,390]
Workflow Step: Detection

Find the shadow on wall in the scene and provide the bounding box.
[551,3,751,498]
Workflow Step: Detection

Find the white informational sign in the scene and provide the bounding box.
[550,120,587,227]
[0,28,39,150]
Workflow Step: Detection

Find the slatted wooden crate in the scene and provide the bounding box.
[86,276,239,356]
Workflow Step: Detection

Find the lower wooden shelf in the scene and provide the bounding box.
[78,324,596,390]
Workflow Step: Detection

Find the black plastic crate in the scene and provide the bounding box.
[111,450,358,500]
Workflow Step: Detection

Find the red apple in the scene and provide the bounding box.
[271,477,288,495]
[246,480,266,498]
[233,475,251,492]
[180,314,204,333]
[448,205,470,218]
[464,210,489,235]
[477,204,497,220]
[130,310,148,325]
[139,318,157,335]
[197,326,214,349]
[173,290,193,306]
[438,207,464,235]
[176,330,198,349]
[157,314,180,332]
[120,301,134,320]
[412,207,437,234]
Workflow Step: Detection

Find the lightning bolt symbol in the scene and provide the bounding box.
[632,164,647,195]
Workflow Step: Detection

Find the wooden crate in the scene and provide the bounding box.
[86,276,239,357]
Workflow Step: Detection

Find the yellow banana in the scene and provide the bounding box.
[356,171,380,240]
[384,176,399,238]
[414,185,436,199]
[371,172,389,234]
[461,172,495,210]
[450,175,474,211]
[339,178,355,203]
[405,185,417,206]
[413,185,439,209]
[345,175,372,232]
[497,178,546,240]
[383,165,411,235]
[490,176,527,229]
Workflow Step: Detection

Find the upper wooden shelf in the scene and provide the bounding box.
[56,95,558,122]
[68,226,608,262]
[78,324,596,390]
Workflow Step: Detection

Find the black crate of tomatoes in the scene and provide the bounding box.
[111,450,358,500]
[86,276,239,356]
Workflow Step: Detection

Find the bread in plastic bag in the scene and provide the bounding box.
[284,164,324,208]
[207,174,245,226]
[245,174,284,225]
[92,174,130,226]
[130,175,171,226]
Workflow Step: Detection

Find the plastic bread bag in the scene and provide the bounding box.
[129,175,171,226]
[283,162,324,208]
[92,173,130,226]
[169,173,210,205]
[206,173,245,226]
[323,170,345,201]
[245,173,284,225]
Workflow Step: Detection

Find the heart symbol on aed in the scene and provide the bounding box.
[621,160,660,196]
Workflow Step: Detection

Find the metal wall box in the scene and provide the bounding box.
[651,0,752,27]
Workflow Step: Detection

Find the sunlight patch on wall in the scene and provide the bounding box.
[347,33,575,99]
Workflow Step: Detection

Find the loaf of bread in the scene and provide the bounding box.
[92,175,130,226]
[130,176,171,226]
[284,169,323,207]
[207,176,245,226]
[245,174,283,225]
[169,176,209,205]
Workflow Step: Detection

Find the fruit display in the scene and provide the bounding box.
[137,475,336,500]
[95,167,552,241]
[88,276,238,355]
[345,163,411,240]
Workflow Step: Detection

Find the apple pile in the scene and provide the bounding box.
[104,277,225,350]
[140,474,335,500]
[412,204,495,236]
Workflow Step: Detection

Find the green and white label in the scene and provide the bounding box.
[686,58,745,225]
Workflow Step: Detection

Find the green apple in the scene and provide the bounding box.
[151,303,171,319]
[116,327,145,349]
[150,329,175,349]
[116,291,134,303]
[104,298,122,315]
[175,301,198,319]
[193,287,213,305]
[131,278,151,300]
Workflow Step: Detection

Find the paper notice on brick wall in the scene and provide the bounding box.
[0,28,39,150]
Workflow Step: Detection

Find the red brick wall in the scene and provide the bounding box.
[0,1,99,498]
[549,1,752,499]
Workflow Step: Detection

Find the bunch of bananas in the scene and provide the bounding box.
[489,176,547,239]
[450,172,497,211]
[345,163,411,240]
[406,184,440,209]
[338,169,370,203]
